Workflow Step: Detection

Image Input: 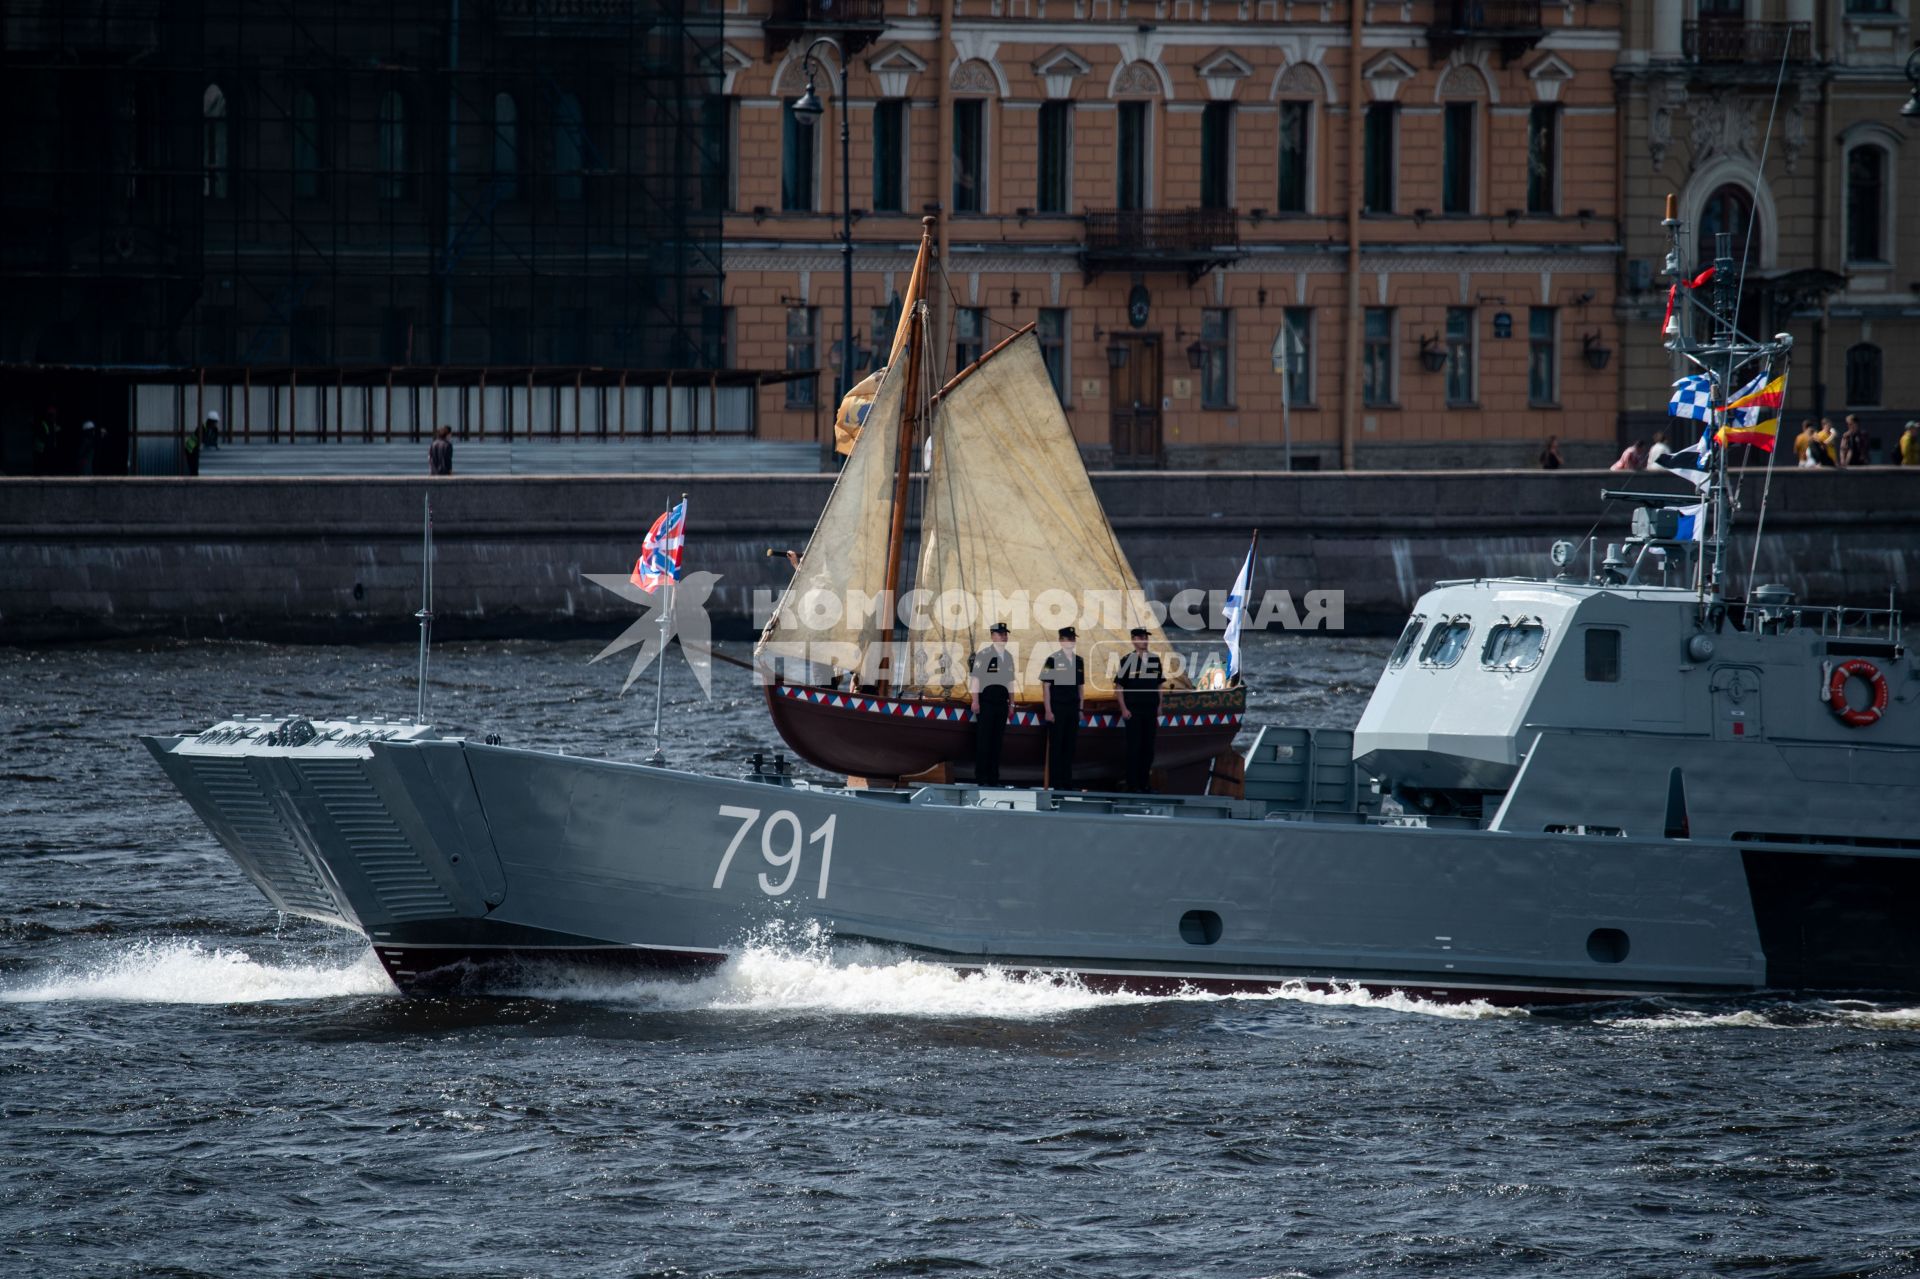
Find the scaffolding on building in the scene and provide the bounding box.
[0,0,739,470]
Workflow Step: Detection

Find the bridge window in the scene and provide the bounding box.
[1483,621,1547,672]
[1584,628,1621,682]
[1389,615,1425,669]
[1420,618,1472,668]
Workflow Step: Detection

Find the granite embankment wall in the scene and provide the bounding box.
[3,470,1917,640]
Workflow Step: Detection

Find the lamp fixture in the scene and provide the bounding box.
[1418,334,1447,373]
[792,88,824,129]
[1413,207,1431,227]
[752,204,770,224]
[1256,286,1268,310]
[1505,208,1521,227]
[1010,289,1021,307]
[1582,331,1612,371]
[1186,339,1208,371]
[1106,342,1130,369]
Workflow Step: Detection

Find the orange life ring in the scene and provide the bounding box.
[1828,658,1889,728]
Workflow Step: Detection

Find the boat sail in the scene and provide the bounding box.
[756,218,1245,789]
[912,326,1175,700]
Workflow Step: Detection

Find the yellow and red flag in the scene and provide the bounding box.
[1715,372,1786,452]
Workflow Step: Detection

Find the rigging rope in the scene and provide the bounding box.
[1725,34,1796,601]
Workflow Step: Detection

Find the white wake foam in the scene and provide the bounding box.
[0,940,396,1005]
[506,924,1511,1021]
[1602,1003,1920,1032]
[1600,1009,1783,1031]
[1232,979,1526,1021]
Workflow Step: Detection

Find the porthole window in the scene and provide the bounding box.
[1419,618,1472,668]
[1389,615,1425,669]
[1482,621,1547,672]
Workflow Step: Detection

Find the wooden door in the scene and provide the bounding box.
[1108,334,1162,467]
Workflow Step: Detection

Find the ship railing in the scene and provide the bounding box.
[1752,602,1902,644]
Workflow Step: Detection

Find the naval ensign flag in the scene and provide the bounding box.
[1222,532,1258,681]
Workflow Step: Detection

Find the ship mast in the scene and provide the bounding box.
[875,217,936,695]
[1660,192,1791,612]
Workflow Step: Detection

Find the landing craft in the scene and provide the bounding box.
[146,203,1920,1002]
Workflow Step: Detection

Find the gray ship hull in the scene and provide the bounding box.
[143,721,1920,1004]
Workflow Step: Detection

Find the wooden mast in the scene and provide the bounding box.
[875,216,936,695]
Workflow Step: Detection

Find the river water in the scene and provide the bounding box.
[3,634,1919,1278]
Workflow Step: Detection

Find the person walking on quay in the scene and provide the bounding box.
[969,622,1015,786]
[32,405,60,474]
[1539,436,1563,470]
[201,410,221,451]
[1900,421,1920,467]
[1812,419,1839,467]
[1115,627,1165,793]
[428,425,454,476]
[77,419,99,475]
[1041,626,1084,790]
[1609,439,1650,471]
[1840,415,1870,468]
[1794,420,1818,467]
[182,418,202,476]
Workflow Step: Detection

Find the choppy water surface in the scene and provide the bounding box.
[4,635,1920,1279]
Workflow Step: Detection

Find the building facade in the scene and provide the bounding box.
[1,0,729,468]
[1617,0,1919,454]
[723,0,1626,467]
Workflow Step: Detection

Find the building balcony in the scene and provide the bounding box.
[1683,19,1812,65]
[763,0,886,63]
[1082,208,1240,284]
[1426,0,1545,66]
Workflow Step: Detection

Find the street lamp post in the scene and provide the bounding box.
[791,38,855,407]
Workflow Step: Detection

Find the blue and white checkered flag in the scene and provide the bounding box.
[1669,374,1715,422]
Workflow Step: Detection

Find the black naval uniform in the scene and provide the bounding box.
[1041,649,1085,789]
[1115,648,1165,792]
[970,644,1014,785]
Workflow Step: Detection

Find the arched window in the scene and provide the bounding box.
[1275,64,1323,216]
[1847,343,1883,407]
[554,92,584,201]
[1847,145,1886,262]
[203,84,228,199]
[292,87,322,199]
[1697,183,1757,269]
[377,91,407,200]
[492,93,519,200]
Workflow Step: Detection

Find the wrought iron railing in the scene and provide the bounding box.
[766,0,886,24]
[1429,0,1543,31]
[1084,208,1239,256]
[1683,19,1812,64]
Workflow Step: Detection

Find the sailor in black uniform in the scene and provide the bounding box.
[1115,627,1165,792]
[1041,626,1084,790]
[969,622,1015,785]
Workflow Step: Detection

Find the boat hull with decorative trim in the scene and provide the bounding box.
[762,681,1244,788]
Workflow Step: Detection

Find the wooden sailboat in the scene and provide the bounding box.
[756,218,1246,791]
